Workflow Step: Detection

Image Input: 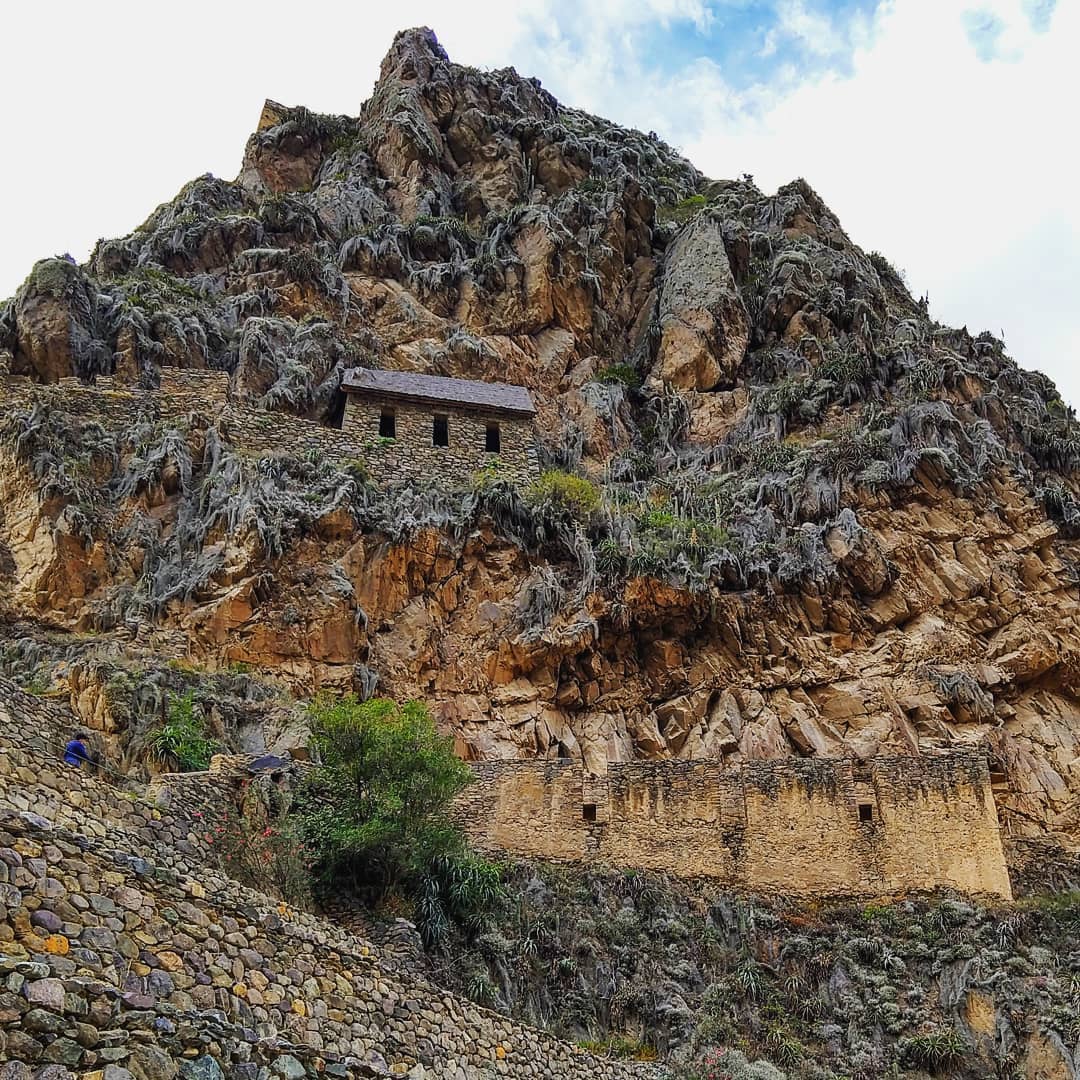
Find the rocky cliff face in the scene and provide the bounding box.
[1,27,1078,855]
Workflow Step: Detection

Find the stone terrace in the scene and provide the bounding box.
[0,682,655,1080]
[0,371,369,466]
[0,369,538,483]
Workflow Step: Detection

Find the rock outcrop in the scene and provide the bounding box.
[649,213,749,392]
[1,26,1079,868]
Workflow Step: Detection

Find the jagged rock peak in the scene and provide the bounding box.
[370,24,558,114]
[380,25,452,79]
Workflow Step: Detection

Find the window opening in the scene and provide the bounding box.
[582,803,597,822]
[858,803,874,823]
[433,413,449,447]
[379,410,396,438]
[485,422,501,453]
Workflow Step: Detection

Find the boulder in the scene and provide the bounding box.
[649,213,749,392]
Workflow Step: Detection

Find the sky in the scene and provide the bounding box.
[2,0,1076,402]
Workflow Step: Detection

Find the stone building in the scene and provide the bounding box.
[340,367,539,485]
[455,752,1013,899]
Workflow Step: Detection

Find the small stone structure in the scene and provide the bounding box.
[456,754,1013,899]
[340,367,539,486]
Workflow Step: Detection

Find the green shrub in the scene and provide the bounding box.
[327,130,367,156]
[576,177,609,196]
[638,507,728,546]
[22,669,53,696]
[908,358,944,398]
[529,470,601,518]
[860,901,898,929]
[818,348,874,393]
[411,214,473,243]
[734,958,770,1000]
[595,364,642,390]
[764,1026,802,1067]
[868,250,907,286]
[818,428,891,477]
[658,193,708,225]
[594,536,625,578]
[755,375,815,421]
[470,458,505,490]
[899,1029,970,1071]
[577,1035,658,1061]
[747,439,801,473]
[1019,890,1080,916]
[296,695,504,946]
[466,970,499,1005]
[146,690,219,771]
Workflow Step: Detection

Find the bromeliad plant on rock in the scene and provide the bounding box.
[145,689,220,771]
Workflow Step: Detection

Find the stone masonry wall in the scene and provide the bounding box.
[219,405,365,462]
[0,372,539,489]
[0,679,653,1079]
[0,371,230,430]
[0,679,230,879]
[342,395,538,486]
[0,372,361,465]
[456,753,1013,900]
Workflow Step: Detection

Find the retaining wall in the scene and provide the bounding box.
[0,678,233,878]
[456,753,1013,900]
[0,808,653,1078]
[0,676,653,1079]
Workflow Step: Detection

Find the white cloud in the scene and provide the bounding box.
[762,0,852,59]
[1,0,1076,405]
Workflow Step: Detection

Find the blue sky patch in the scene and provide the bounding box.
[532,1,885,95]
[1023,0,1057,32]
[666,0,882,87]
[962,7,1008,60]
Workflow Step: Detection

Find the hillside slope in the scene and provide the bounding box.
[1,27,1078,856]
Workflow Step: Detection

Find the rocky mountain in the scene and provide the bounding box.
[1,27,1078,861]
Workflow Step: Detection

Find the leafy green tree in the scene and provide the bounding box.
[297,695,503,946]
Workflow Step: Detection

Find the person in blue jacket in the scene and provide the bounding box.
[63,732,92,768]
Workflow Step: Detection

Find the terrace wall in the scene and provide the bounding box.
[456,753,1013,900]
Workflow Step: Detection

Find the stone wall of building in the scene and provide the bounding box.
[218,404,366,462]
[342,395,538,486]
[456,754,1013,900]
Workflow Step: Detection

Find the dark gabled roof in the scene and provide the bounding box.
[341,367,536,417]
